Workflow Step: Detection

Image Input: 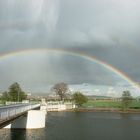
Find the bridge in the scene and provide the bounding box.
[0,103,43,129]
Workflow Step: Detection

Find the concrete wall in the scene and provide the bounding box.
[46,102,75,111]
[47,104,66,111]
[26,110,46,129]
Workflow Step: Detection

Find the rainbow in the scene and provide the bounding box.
[0,48,140,92]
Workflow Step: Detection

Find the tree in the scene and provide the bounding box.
[73,92,88,107]
[2,82,27,102]
[1,91,9,101]
[121,90,132,110]
[51,82,69,100]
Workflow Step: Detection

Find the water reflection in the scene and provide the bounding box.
[120,113,140,120]
[0,129,11,140]
[0,129,46,140]
[0,112,140,140]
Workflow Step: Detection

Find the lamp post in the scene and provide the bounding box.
[18,90,19,103]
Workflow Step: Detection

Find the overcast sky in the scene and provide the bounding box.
[0,0,140,94]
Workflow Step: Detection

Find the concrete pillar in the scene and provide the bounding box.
[40,105,47,115]
[4,110,46,129]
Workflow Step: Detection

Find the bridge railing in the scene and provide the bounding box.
[0,103,40,121]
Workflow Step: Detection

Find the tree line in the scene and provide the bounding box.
[0,82,133,109]
[51,83,134,109]
[0,82,87,106]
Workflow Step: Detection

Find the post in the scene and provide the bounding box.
[18,90,19,102]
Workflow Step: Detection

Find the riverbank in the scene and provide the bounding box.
[67,108,140,114]
[83,100,140,108]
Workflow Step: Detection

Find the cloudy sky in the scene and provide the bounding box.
[0,0,140,94]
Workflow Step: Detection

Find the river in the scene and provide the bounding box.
[0,112,140,140]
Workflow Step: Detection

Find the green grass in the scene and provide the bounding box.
[128,100,140,108]
[82,100,140,109]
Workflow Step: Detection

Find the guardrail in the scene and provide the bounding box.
[0,103,40,120]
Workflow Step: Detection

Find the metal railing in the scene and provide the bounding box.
[0,103,40,121]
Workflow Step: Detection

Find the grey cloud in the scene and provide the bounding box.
[0,0,140,93]
[0,52,127,91]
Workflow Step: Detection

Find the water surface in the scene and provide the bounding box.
[0,112,140,140]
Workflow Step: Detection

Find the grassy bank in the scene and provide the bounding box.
[82,100,140,109]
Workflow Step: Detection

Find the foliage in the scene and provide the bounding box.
[1,82,27,102]
[73,92,88,107]
[121,90,132,110]
[1,91,9,101]
[51,82,69,100]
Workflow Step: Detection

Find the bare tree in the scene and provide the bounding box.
[51,83,69,101]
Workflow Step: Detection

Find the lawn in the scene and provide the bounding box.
[82,100,140,109]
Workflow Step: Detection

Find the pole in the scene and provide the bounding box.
[18,90,19,103]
